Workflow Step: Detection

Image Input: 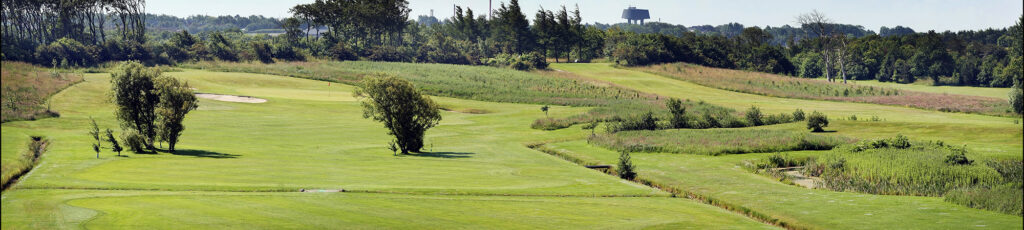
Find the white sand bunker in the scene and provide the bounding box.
[195,93,267,103]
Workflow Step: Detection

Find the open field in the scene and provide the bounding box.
[820,79,1013,99]
[544,140,1023,229]
[2,67,776,229]
[589,128,852,155]
[633,63,1015,116]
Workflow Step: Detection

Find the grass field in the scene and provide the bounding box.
[1,67,774,229]
[822,79,1013,99]
[633,63,1014,116]
[589,128,852,155]
[3,61,1021,229]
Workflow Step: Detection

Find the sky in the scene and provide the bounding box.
[146,0,1023,32]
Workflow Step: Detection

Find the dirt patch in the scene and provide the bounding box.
[196,93,267,103]
[778,168,820,189]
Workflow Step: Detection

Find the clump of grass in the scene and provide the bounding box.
[589,129,853,155]
[807,137,1002,197]
[1,61,84,122]
[638,63,1014,116]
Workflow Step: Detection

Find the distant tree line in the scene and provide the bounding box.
[2,0,1020,91]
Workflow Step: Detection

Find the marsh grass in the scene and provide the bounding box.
[639,63,1014,116]
[1,62,84,122]
[590,129,853,155]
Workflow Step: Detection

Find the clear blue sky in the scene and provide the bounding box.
[147,0,1023,32]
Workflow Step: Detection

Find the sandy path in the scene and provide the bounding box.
[195,93,267,103]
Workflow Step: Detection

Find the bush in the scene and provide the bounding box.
[666,98,688,128]
[120,129,147,153]
[606,112,657,133]
[328,42,358,61]
[745,106,763,126]
[483,53,549,70]
[793,109,806,121]
[944,151,974,165]
[355,74,442,154]
[807,111,828,132]
[617,151,637,180]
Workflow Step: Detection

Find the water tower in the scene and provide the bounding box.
[622,6,650,25]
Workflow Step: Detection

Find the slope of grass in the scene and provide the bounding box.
[590,129,852,155]
[1,68,776,228]
[826,79,1012,99]
[634,63,1014,116]
[546,140,1023,229]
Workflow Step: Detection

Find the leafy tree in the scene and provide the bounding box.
[617,151,637,180]
[111,61,161,149]
[793,109,806,121]
[355,74,442,154]
[106,129,123,156]
[155,77,199,152]
[807,111,829,132]
[541,105,550,117]
[667,98,688,128]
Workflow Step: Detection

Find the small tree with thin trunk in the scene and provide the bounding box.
[355,74,442,154]
[807,111,829,132]
[667,98,688,128]
[89,117,101,158]
[541,105,550,117]
[155,77,199,152]
[617,151,637,180]
[106,129,123,156]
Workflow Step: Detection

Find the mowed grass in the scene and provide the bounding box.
[831,79,1012,99]
[635,63,1014,116]
[545,140,1023,229]
[1,189,774,230]
[2,68,774,228]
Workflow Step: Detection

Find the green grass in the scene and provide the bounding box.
[635,63,1014,116]
[831,79,1013,99]
[1,68,774,228]
[589,128,852,155]
[545,140,1023,229]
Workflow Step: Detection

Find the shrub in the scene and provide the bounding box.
[807,111,828,132]
[251,42,274,63]
[944,151,974,165]
[745,106,763,126]
[793,109,806,121]
[606,112,657,133]
[617,151,637,180]
[328,42,358,61]
[666,98,688,128]
[120,129,147,153]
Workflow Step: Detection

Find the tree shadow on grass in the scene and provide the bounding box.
[408,151,474,159]
[165,149,240,159]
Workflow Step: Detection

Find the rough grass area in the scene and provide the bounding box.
[185,61,658,107]
[637,63,1014,116]
[589,129,852,155]
[807,139,1003,197]
[1,61,83,122]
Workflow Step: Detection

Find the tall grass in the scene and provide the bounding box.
[638,63,1014,116]
[1,61,84,122]
[807,139,1003,197]
[590,129,853,155]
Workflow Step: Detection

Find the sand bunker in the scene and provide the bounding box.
[195,93,267,103]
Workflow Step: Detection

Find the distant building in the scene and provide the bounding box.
[622,7,650,25]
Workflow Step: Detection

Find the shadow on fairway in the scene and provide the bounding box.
[411,152,475,158]
[169,149,240,159]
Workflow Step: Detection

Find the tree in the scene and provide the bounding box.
[807,111,829,132]
[667,98,688,128]
[797,10,835,82]
[89,117,101,158]
[541,105,550,117]
[617,151,637,180]
[111,61,161,149]
[106,129,123,156]
[355,74,442,154]
[155,77,199,152]
[1008,15,1024,115]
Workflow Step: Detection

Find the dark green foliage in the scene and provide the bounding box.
[355,74,442,154]
[105,129,123,156]
[110,61,160,149]
[591,129,851,155]
[616,151,637,180]
[806,111,828,132]
[606,111,657,133]
[155,77,199,152]
[540,105,549,117]
[120,129,147,153]
[328,42,358,61]
[251,42,274,64]
[944,152,974,166]
[745,106,763,126]
[667,98,688,128]
[89,117,101,158]
[483,52,548,70]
